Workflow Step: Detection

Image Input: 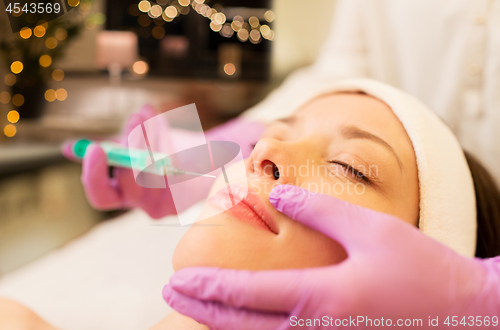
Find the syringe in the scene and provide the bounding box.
[69,139,216,178]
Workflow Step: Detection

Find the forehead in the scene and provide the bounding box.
[297,92,391,120]
[294,92,406,137]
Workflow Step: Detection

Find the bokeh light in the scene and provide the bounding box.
[264,10,275,23]
[264,30,274,41]
[149,4,163,18]
[56,88,68,101]
[85,17,96,29]
[52,69,65,81]
[220,24,234,38]
[68,0,80,7]
[20,27,32,39]
[12,94,24,107]
[250,29,261,44]
[37,20,48,28]
[79,1,92,14]
[4,124,16,138]
[45,89,56,102]
[46,37,58,49]
[196,4,208,15]
[162,11,174,22]
[132,61,149,75]
[93,13,106,25]
[178,0,190,6]
[208,8,219,17]
[55,29,67,40]
[260,25,271,38]
[138,0,151,13]
[7,110,20,123]
[223,63,236,75]
[210,22,222,32]
[231,16,244,31]
[10,61,23,74]
[0,92,11,104]
[165,6,178,18]
[152,26,165,39]
[33,25,46,38]
[4,74,16,86]
[212,12,226,25]
[39,55,52,67]
[248,16,260,28]
[237,29,249,42]
[231,22,241,31]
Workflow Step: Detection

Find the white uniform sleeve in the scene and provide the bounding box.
[243,0,369,123]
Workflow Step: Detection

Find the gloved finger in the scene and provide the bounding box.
[119,104,159,146]
[269,184,384,249]
[137,103,158,120]
[61,140,77,161]
[115,169,178,219]
[163,285,287,330]
[81,144,123,210]
[169,267,305,313]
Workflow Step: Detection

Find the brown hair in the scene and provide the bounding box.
[464,151,500,258]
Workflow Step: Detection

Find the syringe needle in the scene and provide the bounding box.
[161,163,216,178]
[182,171,216,178]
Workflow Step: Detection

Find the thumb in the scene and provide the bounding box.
[163,285,286,330]
[169,267,305,313]
[81,144,123,210]
[268,184,380,250]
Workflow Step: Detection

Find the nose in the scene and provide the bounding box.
[248,138,294,183]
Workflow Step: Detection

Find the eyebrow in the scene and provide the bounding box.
[341,125,405,172]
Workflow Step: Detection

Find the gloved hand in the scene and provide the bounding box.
[163,185,500,329]
[62,105,265,219]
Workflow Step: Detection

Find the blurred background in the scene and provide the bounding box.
[0,0,336,275]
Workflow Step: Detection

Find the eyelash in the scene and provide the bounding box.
[328,160,370,183]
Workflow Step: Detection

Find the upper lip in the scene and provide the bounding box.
[208,183,279,234]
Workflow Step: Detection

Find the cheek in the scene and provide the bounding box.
[390,178,419,226]
[297,175,377,208]
[298,174,420,227]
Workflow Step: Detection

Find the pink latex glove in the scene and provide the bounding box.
[62,105,265,219]
[163,185,500,330]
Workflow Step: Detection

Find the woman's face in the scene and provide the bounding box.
[173,93,419,271]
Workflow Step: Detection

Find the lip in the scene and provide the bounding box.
[207,184,279,234]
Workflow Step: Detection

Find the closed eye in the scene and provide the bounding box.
[328,160,370,183]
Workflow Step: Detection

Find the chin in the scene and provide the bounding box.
[172,211,348,272]
[172,218,224,271]
[172,214,273,272]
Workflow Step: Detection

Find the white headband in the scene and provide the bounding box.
[245,78,477,257]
